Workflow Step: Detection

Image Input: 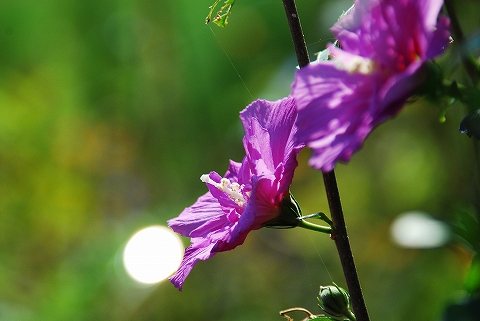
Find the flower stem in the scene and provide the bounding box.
[281,0,309,68]
[347,309,357,321]
[323,171,369,321]
[281,1,370,320]
[297,219,332,234]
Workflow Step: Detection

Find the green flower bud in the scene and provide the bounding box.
[317,284,355,321]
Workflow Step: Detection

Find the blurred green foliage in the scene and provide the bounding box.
[0,0,478,320]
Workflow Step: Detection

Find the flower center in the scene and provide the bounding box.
[200,175,249,207]
[335,56,376,75]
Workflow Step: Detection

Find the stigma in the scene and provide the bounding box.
[335,56,376,75]
[200,174,248,207]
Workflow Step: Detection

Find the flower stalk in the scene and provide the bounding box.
[297,219,332,234]
[281,0,370,320]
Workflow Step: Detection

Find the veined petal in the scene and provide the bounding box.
[168,193,227,237]
[377,61,426,119]
[241,97,302,195]
[240,97,300,170]
[168,239,217,291]
[332,0,449,70]
[293,62,375,170]
[243,117,275,174]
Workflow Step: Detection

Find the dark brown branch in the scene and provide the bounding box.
[323,171,369,321]
[281,1,370,320]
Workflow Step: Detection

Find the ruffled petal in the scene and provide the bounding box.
[293,62,376,171]
[168,192,227,237]
[240,97,300,170]
[168,239,217,291]
[332,0,449,69]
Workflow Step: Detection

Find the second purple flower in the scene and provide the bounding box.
[292,0,451,172]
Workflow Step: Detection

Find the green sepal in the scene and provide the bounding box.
[263,193,302,228]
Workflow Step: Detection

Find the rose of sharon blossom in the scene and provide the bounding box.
[292,0,450,172]
[168,97,302,290]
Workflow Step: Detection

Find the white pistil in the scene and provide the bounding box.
[335,56,376,75]
[200,174,212,184]
[200,174,248,206]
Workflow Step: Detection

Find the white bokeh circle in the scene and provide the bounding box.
[391,211,450,249]
[123,225,184,284]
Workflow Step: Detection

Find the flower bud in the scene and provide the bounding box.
[318,284,354,320]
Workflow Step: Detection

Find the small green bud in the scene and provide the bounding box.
[318,284,355,321]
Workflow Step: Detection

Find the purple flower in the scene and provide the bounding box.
[292,0,450,172]
[168,97,302,290]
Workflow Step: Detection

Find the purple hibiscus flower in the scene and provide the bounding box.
[168,97,303,290]
[292,0,451,172]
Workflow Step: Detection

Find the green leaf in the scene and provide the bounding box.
[206,0,236,27]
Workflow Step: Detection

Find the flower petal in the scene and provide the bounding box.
[168,239,217,291]
[293,62,375,171]
[240,97,300,170]
[168,192,227,237]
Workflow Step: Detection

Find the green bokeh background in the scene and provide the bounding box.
[0,0,478,320]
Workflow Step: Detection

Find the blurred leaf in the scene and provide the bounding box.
[451,208,480,252]
[441,296,480,321]
[465,254,480,295]
[460,109,480,139]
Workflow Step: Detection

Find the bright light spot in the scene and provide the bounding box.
[123,225,184,284]
[390,211,450,249]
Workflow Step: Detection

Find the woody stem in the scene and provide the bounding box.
[281,1,370,320]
